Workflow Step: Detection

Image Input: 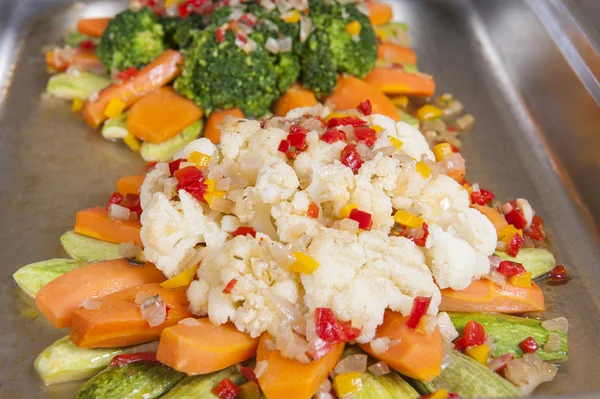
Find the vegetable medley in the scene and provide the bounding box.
[14,0,572,399]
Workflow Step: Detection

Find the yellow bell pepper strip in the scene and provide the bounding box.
[416,161,431,178]
[393,210,424,229]
[72,97,85,112]
[104,98,126,118]
[123,134,141,152]
[416,104,443,121]
[289,252,320,274]
[433,143,454,161]
[389,136,404,149]
[339,204,358,219]
[333,372,363,397]
[510,271,533,288]
[465,344,491,365]
[188,151,211,168]
[345,21,362,35]
[161,264,200,289]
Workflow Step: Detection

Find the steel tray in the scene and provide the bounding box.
[1,0,599,397]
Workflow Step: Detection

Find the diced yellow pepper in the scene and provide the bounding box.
[204,179,216,193]
[165,0,178,6]
[238,381,262,399]
[324,112,347,124]
[161,264,200,289]
[393,210,424,228]
[428,388,450,399]
[498,224,522,244]
[104,98,126,118]
[390,95,409,108]
[439,93,454,107]
[465,344,491,365]
[123,134,141,152]
[289,252,320,274]
[463,182,473,195]
[72,97,85,112]
[339,204,358,219]
[188,151,211,168]
[416,104,443,121]
[333,372,363,398]
[510,271,532,288]
[204,190,226,206]
[375,28,387,41]
[283,10,301,23]
[389,136,404,149]
[432,143,454,162]
[345,20,362,36]
[416,161,431,178]
[372,125,384,133]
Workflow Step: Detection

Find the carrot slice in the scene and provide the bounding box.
[440,279,545,313]
[360,310,443,382]
[35,259,164,329]
[74,206,142,246]
[71,283,193,348]
[273,84,318,117]
[126,87,203,144]
[256,333,344,399]
[203,108,244,144]
[46,49,103,72]
[116,175,145,196]
[325,75,400,121]
[157,319,259,375]
[76,17,111,38]
[367,2,393,26]
[81,49,183,129]
[471,204,509,234]
[378,42,417,65]
[364,67,436,98]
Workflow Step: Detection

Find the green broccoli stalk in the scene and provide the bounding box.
[97,8,165,71]
[301,30,338,98]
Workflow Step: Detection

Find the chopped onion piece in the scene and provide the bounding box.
[307,336,332,360]
[369,337,391,355]
[489,255,502,268]
[334,354,367,375]
[265,37,280,53]
[221,215,241,233]
[135,291,152,305]
[299,15,312,43]
[543,332,561,352]
[487,353,513,372]
[178,318,202,326]
[436,312,459,343]
[82,298,102,310]
[368,361,390,376]
[516,198,534,228]
[268,241,295,268]
[496,241,507,252]
[339,218,360,234]
[209,197,235,214]
[139,295,167,327]
[275,0,292,13]
[440,153,465,174]
[119,241,142,259]
[441,351,454,370]
[254,360,268,378]
[356,2,369,15]
[487,270,507,286]
[215,177,231,191]
[278,36,293,52]
[317,377,332,393]
[421,314,437,335]
[260,0,276,10]
[542,317,569,333]
[456,113,475,132]
[108,203,130,221]
[88,91,99,102]
[504,353,558,395]
[265,339,276,351]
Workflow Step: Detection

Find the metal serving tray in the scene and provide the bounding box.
[1,0,599,397]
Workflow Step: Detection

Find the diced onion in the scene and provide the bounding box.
[543,332,562,352]
[109,204,130,221]
[178,318,202,326]
[471,183,480,193]
[436,312,459,343]
[140,295,167,327]
[375,145,396,157]
[265,37,280,53]
[442,100,464,119]
[501,201,513,215]
[278,37,293,52]
[307,337,332,360]
[317,377,332,394]
[496,241,507,252]
[440,153,465,174]
[333,354,367,375]
[489,255,502,269]
[119,241,142,259]
[421,314,437,335]
[268,241,295,268]
[254,360,269,378]
[504,353,558,396]
[88,91,99,102]
[441,351,454,370]
[487,270,507,286]
[487,353,513,372]
[215,177,231,191]
[265,339,276,351]
[456,113,475,132]
[270,294,303,331]
[315,393,333,399]
[259,0,276,11]
[368,361,390,376]
[275,0,292,13]
[82,298,102,310]
[369,337,391,355]
[516,198,534,228]
[221,215,241,233]
[339,218,360,234]
[299,15,312,43]
[356,2,369,15]
[209,197,235,214]
[541,317,569,333]
[290,233,311,252]
[135,291,152,305]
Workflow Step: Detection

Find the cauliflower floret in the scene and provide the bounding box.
[439,207,497,257]
[294,139,346,186]
[417,175,470,222]
[310,162,355,216]
[285,104,330,119]
[189,235,302,338]
[141,191,227,277]
[350,178,394,232]
[302,229,441,342]
[271,192,323,243]
[255,159,299,204]
[174,137,218,160]
[367,114,397,137]
[392,121,435,161]
[140,163,170,209]
[219,118,262,161]
[357,153,401,195]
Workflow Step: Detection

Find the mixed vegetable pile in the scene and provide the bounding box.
[17,0,572,398]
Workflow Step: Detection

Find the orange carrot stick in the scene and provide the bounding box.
[203,108,244,144]
[76,17,111,38]
[116,175,145,196]
[71,283,193,348]
[256,333,345,399]
[46,49,103,72]
[273,84,318,117]
[360,310,443,382]
[364,67,436,97]
[35,259,164,328]
[157,319,259,375]
[378,42,417,65]
[367,2,393,26]
[126,87,203,144]
[440,279,545,314]
[471,204,509,234]
[325,75,400,121]
[81,49,183,129]
[74,207,142,246]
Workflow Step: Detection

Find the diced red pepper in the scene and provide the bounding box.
[178,0,208,18]
[286,147,299,159]
[454,320,487,350]
[105,192,124,210]
[354,126,378,147]
[470,188,495,206]
[408,222,429,247]
[519,336,539,353]
[120,193,143,218]
[340,144,363,174]
[212,378,241,399]
[231,226,257,238]
[327,116,365,128]
[349,208,373,231]
[222,278,238,294]
[340,321,362,341]
[356,99,372,116]
[240,366,257,383]
[507,233,524,257]
[524,215,545,241]
[406,296,432,330]
[307,202,319,218]
[145,161,158,171]
[174,166,205,188]
[109,352,159,367]
[287,132,307,151]
[78,39,96,50]
[238,13,257,27]
[236,33,248,44]
[216,27,226,43]
[448,394,460,399]
[419,393,460,399]
[315,308,347,344]
[496,260,526,277]
[168,158,186,175]
[551,265,567,282]
[289,125,308,135]
[503,201,527,230]
[277,139,291,154]
[320,129,347,144]
[488,353,514,373]
[117,67,138,81]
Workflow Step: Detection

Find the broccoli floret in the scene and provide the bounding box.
[301,30,338,97]
[174,28,280,118]
[97,8,165,70]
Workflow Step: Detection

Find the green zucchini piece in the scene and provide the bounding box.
[398,109,419,128]
[35,336,126,385]
[449,312,567,362]
[140,120,204,162]
[46,72,111,100]
[416,351,523,398]
[161,366,244,398]
[13,258,82,298]
[60,230,121,263]
[376,22,409,36]
[76,362,185,399]
[495,248,556,279]
[101,112,129,140]
[64,32,98,47]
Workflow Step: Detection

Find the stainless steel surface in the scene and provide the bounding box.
[1,0,600,397]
